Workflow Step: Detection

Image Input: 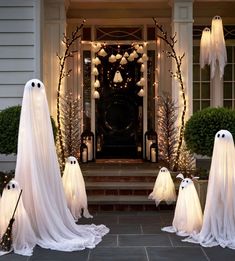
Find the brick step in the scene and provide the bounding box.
[86,181,154,189]
[84,176,157,182]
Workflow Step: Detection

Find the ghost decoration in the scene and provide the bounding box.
[15,79,109,252]
[184,130,235,249]
[148,167,176,207]
[137,89,145,97]
[115,53,122,60]
[92,67,99,76]
[62,157,92,220]
[0,180,36,256]
[210,16,227,79]
[137,77,145,87]
[162,174,203,237]
[120,56,127,65]
[200,27,211,69]
[113,70,123,83]
[92,57,101,65]
[109,54,116,63]
[98,48,107,57]
[93,90,100,99]
[94,79,100,88]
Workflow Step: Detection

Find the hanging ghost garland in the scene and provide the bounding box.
[0,180,36,256]
[184,130,235,249]
[113,70,123,83]
[148,167,176,207]
[15,79,109,252]
[62,156,92,220]
[162,174,203,237]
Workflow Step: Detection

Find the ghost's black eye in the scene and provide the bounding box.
[217,134,220,138]
[12,184,15,189]
[37,83,41,88]
[74,161,76,164]
[70,161,73,164]
[7,185,10,190]
[222,134,225,138]
[186,180,188,183]
[31,82,35,87]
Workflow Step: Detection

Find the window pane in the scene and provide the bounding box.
[193,46,200,63]
[193,101,200,113]
[227,46,233,63]
[193,82,200,99]
[223,83,232,99]
[201,65,210,81]
[147,27,155,40]
[224,64,232,81]
[201,100,210,109]
[224,100,232,109]
[201,83,210,99]
[193,65,200,81]
[82,27,91,41]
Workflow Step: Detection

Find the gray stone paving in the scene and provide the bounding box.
[1,211,235,261]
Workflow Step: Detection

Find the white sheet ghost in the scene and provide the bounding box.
[15,79,108,252]
[148,167,176,206]
[0,180,36,256]
[162,174,203,237]
[184,130,235,249]
[113,70,123,83]
[62,156,92,220]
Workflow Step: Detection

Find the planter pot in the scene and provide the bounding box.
[194,180,208,211]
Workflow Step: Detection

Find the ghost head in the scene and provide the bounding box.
[162,174,203,237]
[149,167,176,206]
[62,156,92,220]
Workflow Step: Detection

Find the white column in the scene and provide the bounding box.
[43,0,67,118]
[171,0,193,122]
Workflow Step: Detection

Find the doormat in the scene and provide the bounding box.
[96,159,144,164]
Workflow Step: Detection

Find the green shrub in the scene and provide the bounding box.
[0,105,57,155]
[184,107,235,157]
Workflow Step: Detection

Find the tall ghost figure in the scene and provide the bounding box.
[162,174,203,237]
[148,167,176,206]
[62,156,92,220]
[0,180,36,256]
[184,130,235,249]
[15,79,108,251]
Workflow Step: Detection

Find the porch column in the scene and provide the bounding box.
[171,0,193,122]
[43,0,67,118]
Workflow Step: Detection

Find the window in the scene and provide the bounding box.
[192,46,211,113]
[223,46,235,108]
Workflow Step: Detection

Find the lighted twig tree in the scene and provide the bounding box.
[56,20,85,167]
[157,95,178,169]
[153,18,186,171]
[60,90,82,164]
[177,144,195,176]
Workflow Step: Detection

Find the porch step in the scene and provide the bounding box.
[87,195,153,204]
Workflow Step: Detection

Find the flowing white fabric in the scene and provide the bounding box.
[15,79,109,253]
[0,180,36,256]
[62,156,92,220]
[113,70,123,83]
[200,27,211,69]
[210,16,227,79]
[184,130,235,249]
[162,174,203,237]
[148,167,176,206]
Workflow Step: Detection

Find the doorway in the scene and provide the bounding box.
[95,45,143,158]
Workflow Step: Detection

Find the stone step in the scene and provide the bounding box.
[86,181,154,190]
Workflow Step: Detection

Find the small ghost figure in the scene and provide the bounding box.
[184,130,235,249]
[113,70,123,83]
[162,174,203,237]
[0,180,36,256]
[148,167,176,206]
[62,156,93,220]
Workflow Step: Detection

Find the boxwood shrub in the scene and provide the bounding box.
[184,107,235,157]
[0,105,57,155]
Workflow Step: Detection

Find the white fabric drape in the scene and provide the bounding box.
[184,130,235,249]
[0,180,36,256]
[62,156,92,220]
[200,27,211,69]
[162,175,203,237]
[148,167,176,206]
[210,16,227,79]
[15,79,109,254]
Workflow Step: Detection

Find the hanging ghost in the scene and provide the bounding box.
[148,167,176,207]
[109,54,116,63]
[62,156,92,220]
[210,16,227,79]
[15,79,108,252]
[162,174,203,237]
[113,70,123,83]
[184,130,235,249]
[200,27,211,69]
[0,180,36,256]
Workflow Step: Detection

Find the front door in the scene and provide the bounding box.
[96,45,143,158]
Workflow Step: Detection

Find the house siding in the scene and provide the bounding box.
[0,0,42,171]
